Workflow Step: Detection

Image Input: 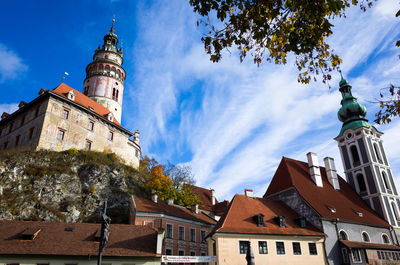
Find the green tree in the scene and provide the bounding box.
[189,1,400,122]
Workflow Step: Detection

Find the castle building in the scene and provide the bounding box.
[0,21,141,167]
[334,76,400,234]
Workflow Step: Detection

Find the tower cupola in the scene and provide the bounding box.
[337,72,371,137]
[83,19,126,123]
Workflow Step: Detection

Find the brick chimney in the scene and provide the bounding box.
[324,157,340,190]
[245,189,254,198]
[307,152,323,187]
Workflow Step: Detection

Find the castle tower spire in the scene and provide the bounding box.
[83,19,125,122]
[334,73,400,233]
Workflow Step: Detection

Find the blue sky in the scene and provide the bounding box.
[1,0,399,201]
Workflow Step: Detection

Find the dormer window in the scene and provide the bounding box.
[253,214,266,227]
[68,90,76,101]
[275,216,286,228]
[295,216,307,228]
[107,112,114,121]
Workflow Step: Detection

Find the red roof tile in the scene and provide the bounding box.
[0,220,159,257]
[212,200,229,216]
[212,194,325,236]
[51,83,121,126]
[188,185,218,211]
[134,196,216,225]
[340,240,400,250]
[264,157,390,227]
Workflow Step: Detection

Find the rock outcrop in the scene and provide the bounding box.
[0,149,139,223]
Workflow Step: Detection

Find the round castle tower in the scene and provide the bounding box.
[83,19,125,122]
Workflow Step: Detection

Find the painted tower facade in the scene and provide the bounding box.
[334,75,400,232]
[83,19,125,123]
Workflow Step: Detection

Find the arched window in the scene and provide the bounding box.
[356,174,367,193]
[382,171,391,191]
[382,234,390,244]
[99,64,104,72]
[373,143,381,161]
[105,65,110,73]
[339,230,348,240]
[350,145,360,166]
[391,201,400,220]
[112,88,118,100]
[362,232,370,242]
[105,55,109,59]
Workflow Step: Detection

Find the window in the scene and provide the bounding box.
[382,234,390,244]
[276,242,285,255]
[362,232,370,242]
[374,143,382,162]
[85,140,92,150]
[190,251,195,256]
[84,86,89,95]
[35,105,40,117]
[179,226,185,241]
[165,248,172,255]
[112,88,119,100]
[339,230,348,240]
[342,248,350,263]
[29,127,34,140]
[377,250,382,260]
[352,249,361,262]
[392,202,400,220]
[382,171,391,191]
[57,129,66,141]
[356,174,367,193]
[190,228,196,242]
[108,131,114,141]
[200,230,206,243]
[15,135,21,147]
[63,109,70,120]
[166,224,173,239]
[258,241,268,254]
[9,121,14,133]
[88,121,94,131]
[239,241,249,254]
[293,242,301,255]
[308,242,318,255]
[350,145,361,166]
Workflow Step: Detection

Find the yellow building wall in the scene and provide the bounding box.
[208,234,327,265]
[37,97,140,167]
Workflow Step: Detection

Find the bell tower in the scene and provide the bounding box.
[334,73,400,231]
[83,19,125,122]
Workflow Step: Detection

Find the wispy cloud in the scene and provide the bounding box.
[126,0,400,200]
[0,43,28,83]
[0,103,18,115]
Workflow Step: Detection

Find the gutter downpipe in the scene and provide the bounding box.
[333,218,340,265]
[211,235,217,265]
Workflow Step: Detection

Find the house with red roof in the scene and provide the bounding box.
[207,190,327,265]
[0,22,141,167]
[130,195,217,259]
[0,220,163,265]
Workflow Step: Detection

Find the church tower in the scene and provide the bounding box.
[335,74,400,230]
[83,19,125,123]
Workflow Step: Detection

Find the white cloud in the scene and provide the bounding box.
[0,103,18,115]
[0,43,28,82]
[126,0,400,201]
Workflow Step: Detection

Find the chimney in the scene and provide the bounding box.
[191,204,199,214]
[324,157,340,190]
[134,130,140,144]
[245,189,254,198]
[307,152,323,187]
[152,194,158,203]
[167,198,174,205]
[210,189,216,205]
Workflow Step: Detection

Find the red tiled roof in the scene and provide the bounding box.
[0,220,160,257]
[264,157,390,227]
[188,185,218,211]
[51,83,121,126]
[134,196,216,225]
[340,240,400,250]
[211,194,325,236]
[212,200,229,216]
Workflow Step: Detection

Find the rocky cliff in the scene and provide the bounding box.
[0,149,139,223]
